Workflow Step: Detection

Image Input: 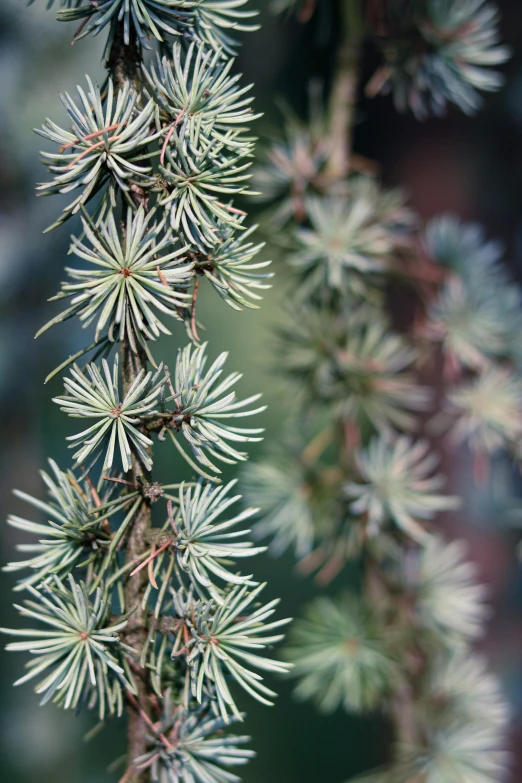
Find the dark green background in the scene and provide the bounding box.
[1,1,522,780]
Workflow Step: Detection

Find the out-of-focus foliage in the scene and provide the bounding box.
[289,179,414,298]
[278,305,430,432]
[414,537,489,644]
[345,436,460,542]
[422,216,522,371]
[241,2,513,782]
[367,0,510,118]
[242,448,316,557]
[285,595,399,713]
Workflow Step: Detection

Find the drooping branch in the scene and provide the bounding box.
[3,5,292,783]
[244,2,512,781]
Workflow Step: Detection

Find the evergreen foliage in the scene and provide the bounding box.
[289,182,414,293]
[3,4,288,783]
[6,1,519,781]
[243,1,514,780]
[38,207,193,348]
[285,594,399,713]
[1,576,137,720]
[134,692,254,783]
[345,436,460,541]
[422,215,522,370]
[37,78,159,227]
[367,0,510,118]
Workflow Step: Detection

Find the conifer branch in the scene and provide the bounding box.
[246,2,513,781]
[3,4,288,783]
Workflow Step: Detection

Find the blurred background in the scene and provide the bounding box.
[2,0,522,780]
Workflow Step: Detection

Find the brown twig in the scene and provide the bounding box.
[190,277,200,342]
[126,692,173,750]
[60,123,121,152]
[156,266,169,288]
[160,109,185,166]
[65,135,123,169]
[117,768,134,783]
[215,201,247,216]
[108,23,153,782]
[103,475,139,488]
[129,538,173,579]
[325,0,364,180]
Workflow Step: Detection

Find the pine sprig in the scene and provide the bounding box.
[57,1,194,49]
[13,0,517,781]
[189,582,291,721]
[4,460,123,589]
[135,692,254,782]
[159,132,256,248]
[1,575,137,719]
[38,207,193,350]
[168,343,265,475]
[36,77,159,229]
[55,1,259,58]
[174,479,265,597]
[195,221,272,311]
[54,356,165,472]
[191,1,259,54]
[145,41,260,149]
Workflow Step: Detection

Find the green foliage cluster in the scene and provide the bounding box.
[2,3,291,783]
[366,0,510,118]
[243,1,514,780]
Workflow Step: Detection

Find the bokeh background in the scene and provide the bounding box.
[2,0,522,780]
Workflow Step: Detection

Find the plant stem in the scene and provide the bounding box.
[107,23,142,91]
[121,341,152,782]
[327,1,421,754]
[109,24,151,782]
[363,552,420,749]
[325,0,364,180]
